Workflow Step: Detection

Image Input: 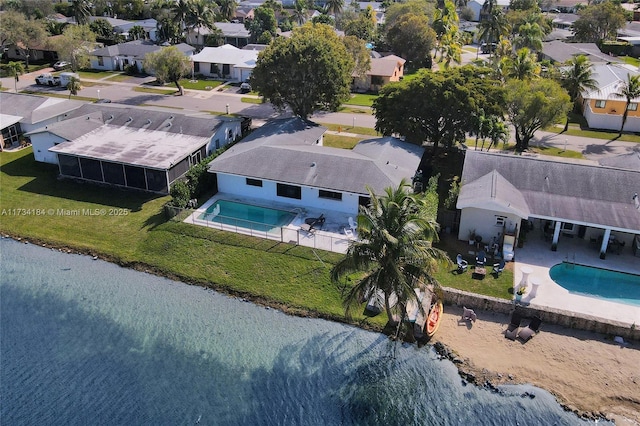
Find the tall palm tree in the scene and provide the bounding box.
[6,61,24,92]
[67,76,81,99]
[292,0,307,25]
[560,55,598,131]
[325,0,343,16]
[217,0,238,22]
[330,179,450,336]
[504,47,540,80]
[187,0,217,47]
[171,0,192,31]
[614,73,640,137]
[485,116,509,151]
[514,22,543,52]
[73,0,91,25]
[477,8,509,57]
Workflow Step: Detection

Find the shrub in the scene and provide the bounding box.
[170,180,190,208]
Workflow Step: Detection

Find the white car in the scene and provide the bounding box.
[53,61,70,71]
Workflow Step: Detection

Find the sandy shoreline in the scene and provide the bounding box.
[434,305,640,425]
[4,235,640,424]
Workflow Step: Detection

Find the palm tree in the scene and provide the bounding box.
[560,55,598,131]
[6,61,24,92]
[129,25,147,40]
[330,179,450,337]
[171,0,192,31]
[73,0,91,25]
[217,0,238,21]
[614,73,640,137]
[514,22,543,52]
[477,8,509,57]
[504,47,540,80]
[325,0,343,16]
[485,116,509,151]
[292,0,307,25]
[187,0,217,47]
[67,76,81,99]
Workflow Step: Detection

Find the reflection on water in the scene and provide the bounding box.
[0,239,606,425]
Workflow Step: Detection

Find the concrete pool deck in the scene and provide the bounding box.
[513,233,640,327]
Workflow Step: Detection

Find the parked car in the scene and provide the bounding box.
[53,61,70,71]
[480,43,497,54]
[35,73,61,86]
[240,81,251,93]
[58,72,80,88]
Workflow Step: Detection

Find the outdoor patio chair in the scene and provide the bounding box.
[348,216,357,233]
[504,310,523,340]
[517,316,542,343]
[344,227,355,239]
[476,251,487,266]
[456,254,468,273]
[304,214,325,229]
[492,259,505,277]
[462,306,477,322]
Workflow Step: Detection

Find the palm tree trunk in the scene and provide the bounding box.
[619,104,629,137]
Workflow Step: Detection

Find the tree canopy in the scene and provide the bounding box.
[373,66,505,152]
[506,78,571,151]
[251,23,354,118]
[245,5,278,43]
[144,46,192,95]
[54,25,97,71]
[572,2,627,42]
[386,14,436,70]
[613,73,640,136]
[343,35,371,79]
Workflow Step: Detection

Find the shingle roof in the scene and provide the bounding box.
[583,63,640,101]
[541,41,620,64]
[0,93,84,125]
[26,112,105,140]
[90,40,193,59]
[457,170,530,218]
[191,45,258,65]
[368,55,405,77]
[598,150,640,171]
[460,151,640,232]
[207,118,423,195]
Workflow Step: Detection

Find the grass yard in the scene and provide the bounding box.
[528,145,584,159]
[20,90,97,102]
[337,106,373,114]
[240,97,263,104]
[133,86,177,95]
[317,122,380,137]
[620,56,640,67]
[77,70,120,80]
[345,93,377,107]
[174,79,223,91]
[544,126,640,143]
[105,73,137,82]
[323,134,364,149]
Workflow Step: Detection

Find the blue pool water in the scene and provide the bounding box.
[0,239,606,425]
[198,199,296,234]
[550,263,640,307]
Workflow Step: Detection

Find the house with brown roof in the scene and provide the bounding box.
[352,55,406,93]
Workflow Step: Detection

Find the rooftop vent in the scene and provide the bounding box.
[126,117,133,122]
[311,162,316,167]
[146,119,152,124]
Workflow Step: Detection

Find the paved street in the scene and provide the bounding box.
[2,67,638,162]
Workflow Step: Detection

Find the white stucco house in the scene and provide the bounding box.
[89,40,195,72]
[206,117,425,215]
[457,151,640,260]
[467,0,510,21]
[27,104,242,193]
[190,44,258,81]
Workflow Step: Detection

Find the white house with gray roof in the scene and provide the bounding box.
[457,151,640,259]
[207,117,424,215]
[190,45,258,81]
[27,104,242,193]
[89,40,195,72]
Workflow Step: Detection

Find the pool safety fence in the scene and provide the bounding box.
[165,204,351,254]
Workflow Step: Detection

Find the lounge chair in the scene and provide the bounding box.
[504,310,523,340]
[462,306,477,322]
[476,251,486,266]
[348,216,357,233]
[302,214,325,233]
[344,227,355,239]
[503,234,515,261]
[456,254,468,273]
[492,259,505,277]
[517,316,542,342]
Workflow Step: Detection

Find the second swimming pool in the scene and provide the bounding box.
[549,263,640,307]
[198,199,297,234]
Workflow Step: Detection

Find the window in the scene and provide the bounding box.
[193,62,200,72]
[98,56,104,66]
[495,216,506,227]
[246,178,262,187]
[58,154,81,177]
[191,151,202,166]
[277,183,301,199]
[561,222,574,232]
[595,100,606,108]
[628,103,638,111]
[371,75,384,85]
[319,190,342,201]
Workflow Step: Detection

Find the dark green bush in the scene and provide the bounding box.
[170,180,190,208]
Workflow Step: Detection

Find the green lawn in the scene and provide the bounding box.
[174,79,223,91]
[345,93,377,107]
[528,145,584,159]
[317,122,380,137]
[620,56,640,67]
[544,126,640,143]
[337,106,374,114]
[77,70,120,80]
[323,134,364,149]
[20,90,97,102]
[240,97,263,104]
[133,86,177,95]
[0,148,514,330]
[105,73,137,82]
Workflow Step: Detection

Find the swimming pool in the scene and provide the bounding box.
[549,263,640,307]
[198,199,297,234]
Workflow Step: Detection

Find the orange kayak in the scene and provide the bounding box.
[425,300,443,337]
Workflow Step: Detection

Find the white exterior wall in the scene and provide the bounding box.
[90,56,117,71]
[458,207,521,242]
[583,102,640,132]
[215,173,361,214]
[207,121,242,155]
[468,1,483,21]
[31,132,67,164]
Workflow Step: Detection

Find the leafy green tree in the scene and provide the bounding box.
[374,66,505,152]
[514,21,543,51]
[485,116,510,151]
[14,18,47,71]
[90,18,114,41]
[343,35,371,79]
[312,14,334,25]
[559,54,597,131]
[157,17,183,44]
[613,73,640,137]
[187,0,217,47]
[245,5,277,43]
[384,0,434,29]
[217,0,238,21]
[386,14,436,69]
[6,61,24,92]
[477,8,509,52]
[55,25,97,71]
[0,11,27,52]
[506,78,571,151]
[251,23,354,118]
[331,179,449,334]
[67,76,81,99]
[73,0,92,25]
[572,2,627,42]
[112,0,144,20]
[144,46,192,95]
[502,47,540,80]
[433,0,459,61]
[343,6,377,41]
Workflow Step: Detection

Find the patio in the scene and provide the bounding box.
[512,228,640,327]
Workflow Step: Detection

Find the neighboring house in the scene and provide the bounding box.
[242,44,268,52]
[540,41,621,64]
[580,63,640,132]
[207,117,424,215]
[0,93,84,150]
[457,151,640,259]
[186,23,250,48]
[4,35,64,63]
[467,0,510,22]
[115,19,158,42]
[352,54,405,93]
[190,44,258,81]
[617,36,640,57]
[235,5,254,23]
[29,104,242,193]
[89,40,195,72]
